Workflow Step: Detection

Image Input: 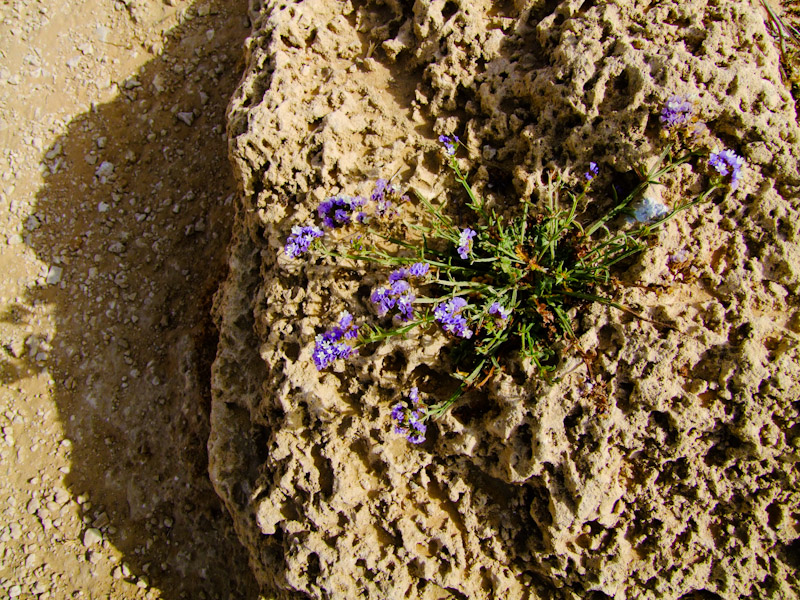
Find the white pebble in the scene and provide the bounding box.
[45,266,63,285]
[95,161,114,179]
[82,527,102,547]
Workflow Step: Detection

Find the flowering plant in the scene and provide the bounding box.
[282,98,744,444]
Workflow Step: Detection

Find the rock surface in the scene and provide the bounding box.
[212,0,800,598]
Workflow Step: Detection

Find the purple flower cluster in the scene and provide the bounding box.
[371,280,415,321]
[660,95,694,130]
[391,387,426,444]
[318,195,367,229]
[388,262,430,282]
[708,149,745,190]
[489,301,511,320]
[439,134,460,156]
[584,162,599,181]
[457,227,476,260]
[284,224,324,258]
[312,311,359,371]
[434,297,472,338]
[370,179,406,218]
[371,263,429,322]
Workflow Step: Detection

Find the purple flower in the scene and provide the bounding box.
[457,228,476,260]
[408,386,420,403]
[489,302,511,320]
[284,224,324,258]
[370,280,416,322]
[708,148,745,191]
[660,95,694,130]
[434,297,472,338]
[439,134,460,156]
[390,387,427,444]
[318,195,366,229]
[389,262,430,282]
[584,162,599,181]
[408,262,430,278]
[312,311,359,370]
[388,267,408,283]
[370,178,402,219]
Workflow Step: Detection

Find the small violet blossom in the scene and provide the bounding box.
[312,311,359,371]
[660,95,694,130]
[371,279,416,322]
[388,262,430,282]
[439,134,460,156]
[489,301,511,320]
[370,178,406,218]
[391,387,427,444]
[457,228,476,260]
[708,148,745,191]
[284,224,324,258]
[584,162,599,181]
[318,195,366,229]
[434,297,473,338]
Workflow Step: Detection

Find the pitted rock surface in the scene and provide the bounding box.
[212,1,800,598]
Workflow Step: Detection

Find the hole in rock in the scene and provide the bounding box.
[442,1,458,19]
[383,350,407,374]
[451,391,500,425]
[285,341,300,362]
[564,404,584,431]
[767,502,783,528]
[311,446,334,499]
[678,591,724,600]
[307,552,321,580]
[650,410,678,445]
[784,537,800,569]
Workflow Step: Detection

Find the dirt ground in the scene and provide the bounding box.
[0,0,260,597]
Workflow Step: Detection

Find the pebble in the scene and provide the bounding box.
[94,25,110,43]
[152,73,165,93]
[45,266,62,285]
[53,489,69,505]
[7,233,22,245]
[176,111,194,126]
[25,215,40,231]
[95,161,114,179]
[92,512,109,529]
[82,528,102,547]
[27,498,41,514]
[8,585,21,598]
[45,144,61,159]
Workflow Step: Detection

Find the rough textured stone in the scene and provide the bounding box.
[212,1,800,598]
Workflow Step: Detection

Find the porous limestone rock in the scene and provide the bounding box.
[211,0,800,598]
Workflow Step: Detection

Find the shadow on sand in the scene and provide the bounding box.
[18,0,261,596]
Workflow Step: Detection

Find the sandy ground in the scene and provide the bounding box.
[0,0,260,597]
